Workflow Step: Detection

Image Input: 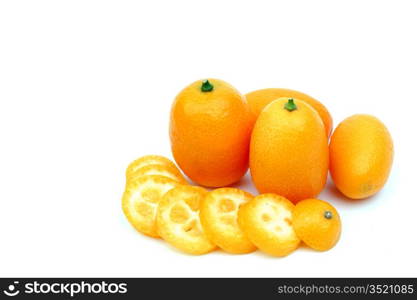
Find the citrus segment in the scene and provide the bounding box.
[128,164,187,184]
[126,155,178,179]
[238,194,300,256]
[122,175,180,237]
[156,186,216,255]
[200,188,256,254]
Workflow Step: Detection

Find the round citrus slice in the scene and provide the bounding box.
[200,188,256,254]
[238,194,300,257]
[122,175,180,237]
[126,155,178,179]
[293,198,341,251]
[156,185,216,255]
[128,164,188,185]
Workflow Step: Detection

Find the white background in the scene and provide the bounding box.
[0,0,416,277]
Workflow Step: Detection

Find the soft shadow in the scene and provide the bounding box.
[229,172,251,188]
[229,171,258,195]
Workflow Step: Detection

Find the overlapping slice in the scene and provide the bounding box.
[200,188,256,254]
[156,186,216,255]
[126,155,179,179]
[128,164,187,185]
[238,194,300,257]
[122,175,180,237]
[293,198,341,251]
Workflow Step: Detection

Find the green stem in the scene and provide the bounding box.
[201,79,214,92]
[284,98,297,112]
